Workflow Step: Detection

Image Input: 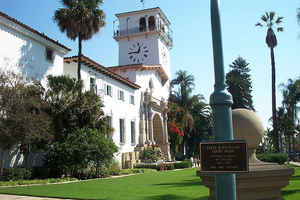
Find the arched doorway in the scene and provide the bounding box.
[153,114,164,146]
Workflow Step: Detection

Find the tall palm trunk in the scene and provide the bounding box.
[78,34,82,82]
[270,47,279,152]
[0,149,4,176]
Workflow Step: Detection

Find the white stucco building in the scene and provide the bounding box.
[0,7,173,168]
[0,11,70,85]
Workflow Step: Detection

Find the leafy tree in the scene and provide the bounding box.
[44,128,118,178]
[226,56,255,111]
[0,71,53,174]
[45,75,105,142]
[279,78,300,155]
[54,0,105,81]
[256,11,284,152]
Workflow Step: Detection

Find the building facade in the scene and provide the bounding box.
[0,7,173,168]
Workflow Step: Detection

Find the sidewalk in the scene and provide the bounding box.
[289,161,300,167]
[0,194,71,200]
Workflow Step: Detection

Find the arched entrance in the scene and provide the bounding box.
[152,114,164,146]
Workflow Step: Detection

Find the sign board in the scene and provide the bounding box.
[200,140,248,173]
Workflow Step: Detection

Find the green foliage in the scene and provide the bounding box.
[174,160,192,169]
[54,0,106,80]
[44,128,118,178]
[0,168,32,181]
[0,71,53,151]
[135,161,192,171]
[226,56,255,111]
[46,75,105,142]
[169,70,212,157]
[257,153,288,164]
[120,168,157,175]
[139,147,161,163]
[0,178,77,186]
[135,163,158,170]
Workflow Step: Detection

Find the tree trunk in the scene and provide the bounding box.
[0,149,4,176]
[77,34,82,82]
[270,47,279,152]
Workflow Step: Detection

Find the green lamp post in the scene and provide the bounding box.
[209,0,237,199]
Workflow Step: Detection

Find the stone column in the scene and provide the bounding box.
[145,15,149,32]
[148,108,154,143]
[162,111,168,144]
[139,109,146,146]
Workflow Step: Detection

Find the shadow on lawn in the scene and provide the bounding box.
[153,179,204,187]
[142,194,208,200]
[290,175,300,180]
[282,189,300,197]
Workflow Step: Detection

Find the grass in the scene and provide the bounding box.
[0,168,209,200]
[282,164,300,200]
[0,166,299,200]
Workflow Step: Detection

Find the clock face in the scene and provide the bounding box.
[128,42,149,64]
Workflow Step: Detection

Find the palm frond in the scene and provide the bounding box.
[277,27,283,32]
[275,17,284,24]
[255,22,263,27]
[261,15,268,22]
[269,11,275,21]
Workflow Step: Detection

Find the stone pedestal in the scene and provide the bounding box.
[197,109,295,200]
[198,162,294,200]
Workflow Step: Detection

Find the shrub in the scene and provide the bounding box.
[107,160,120,176]
[157,163,175,171]
[139,147,161,163]
[1,168,32,181]
[120,168,156,175]
[174,160,192,169]
[31,167,51,179]
[257,153,288,164]
[135,163,158,170]
[44,128,118,178]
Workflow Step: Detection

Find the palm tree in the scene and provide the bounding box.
[280,78,300,156]
[170,70,198,155]
[256,12,283,152]
[297,8,300,25]
[54,0,105,81]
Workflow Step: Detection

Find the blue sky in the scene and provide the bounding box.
[0,0,299,129]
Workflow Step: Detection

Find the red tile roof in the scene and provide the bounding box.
[0,11,71,51]
[108,64,169,84]
[64,55,141,89]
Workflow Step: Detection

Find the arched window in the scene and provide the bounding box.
[148,16,155,31]
[139,17,146,32]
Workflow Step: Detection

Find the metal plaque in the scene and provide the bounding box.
[200,140,248,173]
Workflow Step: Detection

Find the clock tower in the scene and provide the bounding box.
[113,7,173,79]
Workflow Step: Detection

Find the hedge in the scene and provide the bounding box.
[1,168,32,181]
[256,153,288,165]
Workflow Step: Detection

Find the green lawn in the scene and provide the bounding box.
[0,166,299,200]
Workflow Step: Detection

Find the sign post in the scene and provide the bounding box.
[209,0,237,199]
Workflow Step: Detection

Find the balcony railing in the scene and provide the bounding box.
[114,26,173,46]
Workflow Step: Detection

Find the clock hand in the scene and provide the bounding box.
[128,51,138,54]
[137,46,141,53]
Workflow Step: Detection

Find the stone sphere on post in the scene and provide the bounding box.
[232,109,264,163]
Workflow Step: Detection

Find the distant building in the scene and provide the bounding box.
[0,7,173,168]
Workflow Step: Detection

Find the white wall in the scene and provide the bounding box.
[64,62,140,163]
[0,16,68,87]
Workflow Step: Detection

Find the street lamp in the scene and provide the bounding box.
[210,0,237,199]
